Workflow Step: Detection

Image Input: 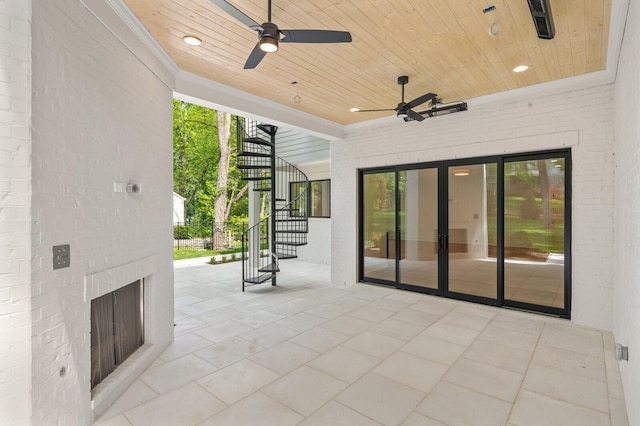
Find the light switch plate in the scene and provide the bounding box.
[53,244,70,270]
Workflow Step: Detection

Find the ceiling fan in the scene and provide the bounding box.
[210,0,352,69]
[351,76,437,122]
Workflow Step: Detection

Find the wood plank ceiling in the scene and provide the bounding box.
[123,0,611,125]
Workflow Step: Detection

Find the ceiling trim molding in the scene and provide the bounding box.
[606,0,631,77]
[175,70,344,140]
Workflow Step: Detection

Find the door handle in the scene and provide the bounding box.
[438,234,449,250]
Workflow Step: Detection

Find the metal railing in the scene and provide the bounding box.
[237,119,309,289]
[173,221,244,251]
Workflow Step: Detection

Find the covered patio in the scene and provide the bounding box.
[95,261,627,425]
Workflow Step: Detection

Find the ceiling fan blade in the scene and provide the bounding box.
[353,108,396,113]
[406,92,437,109]
[244,42,267,69]
[210,0,261,29]
[406,109,425,122]
[280,29,352,43]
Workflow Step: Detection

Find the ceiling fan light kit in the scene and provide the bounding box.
[211,0,352,69]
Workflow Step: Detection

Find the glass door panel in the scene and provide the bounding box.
[447,163,498,298]
[503,158,566,308]
[398,168,439,289]
[362,171,397,282]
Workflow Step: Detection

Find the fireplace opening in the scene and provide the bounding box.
[91,279,144,389]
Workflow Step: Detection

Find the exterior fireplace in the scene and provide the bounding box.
[91,279,144,389]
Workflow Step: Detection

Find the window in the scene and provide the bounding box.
[289,180,331,218]
[310,180,331,217]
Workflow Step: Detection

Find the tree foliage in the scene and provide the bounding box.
[173,100,248,225]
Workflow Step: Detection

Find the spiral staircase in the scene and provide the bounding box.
[237,118,309,291]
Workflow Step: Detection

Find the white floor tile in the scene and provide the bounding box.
[509,390,610,426]
[373,351,448,392]
[308,345,380,383]
[123,383,225,426]
[199,392,303,426]
[416,381,512,426]
[463,339,533,374]
[336,373,425,425]
[275,312,327,332]
[522,364,609,413]
[194,319,254,343]
[400,334,466,366]
[99,380,157,421]
[444,357,523,402]
[239,322,300,348]
[95,261,629,425]
[262,366,348,416]
[342,330,404,359]
[196,359,279,405]
[139,354,217,395]
[299,401,382,426]
[401,412,445,426]
[289,326,350,352]
[249,341,319,375]
[194,336,262,368]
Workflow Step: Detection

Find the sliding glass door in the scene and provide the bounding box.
[398,168,439,291]
[362,171,396,283]
[446,162,498,300]
[358,150,571,317]
[503,155,569,311]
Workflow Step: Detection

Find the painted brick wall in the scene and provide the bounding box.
[28,0,174,424]
[0,1,32,424]
[296,161,331,264]
[613,0,640,423]
[332,84,615,331]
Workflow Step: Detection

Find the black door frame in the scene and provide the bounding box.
[358,149,572,318]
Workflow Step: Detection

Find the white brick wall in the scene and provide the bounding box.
[332,84,616,331]
[613,0,640,423]
[0,2,32,425]
[296,161,331,264]
[26,0,174,423]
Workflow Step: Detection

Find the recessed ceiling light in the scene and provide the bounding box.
[513,65,529,73]
[350,108,360,112]
[454,169,470,176]
[183,35,202,46]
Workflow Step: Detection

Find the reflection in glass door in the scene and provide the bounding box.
[362,171,396,282]
[503,157,567,309]
[447,163,498,299]
[398,168,439,290]
[359,150,570,317]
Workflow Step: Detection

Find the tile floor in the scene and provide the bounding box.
[95,259,628,426]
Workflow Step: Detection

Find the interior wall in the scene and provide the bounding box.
[0,1,32,424]
[613,0,640,422]
[29,0,174,423]
[332,84,615,331]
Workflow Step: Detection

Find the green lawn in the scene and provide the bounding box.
[174,247,245,261]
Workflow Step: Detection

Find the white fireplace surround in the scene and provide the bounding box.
[84,255,158,416]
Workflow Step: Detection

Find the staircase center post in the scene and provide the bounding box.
[270,126,278,286]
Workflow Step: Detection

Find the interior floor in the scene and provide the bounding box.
[365,256,565,308]
[95,260,626,426]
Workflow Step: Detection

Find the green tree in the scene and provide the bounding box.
[173,100,248,229]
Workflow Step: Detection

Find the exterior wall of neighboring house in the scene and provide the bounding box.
[173,192,185,223]
[0,0,175,423]
[332,83,616,333]
[296,160,331,264]
[613,0,640,423]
